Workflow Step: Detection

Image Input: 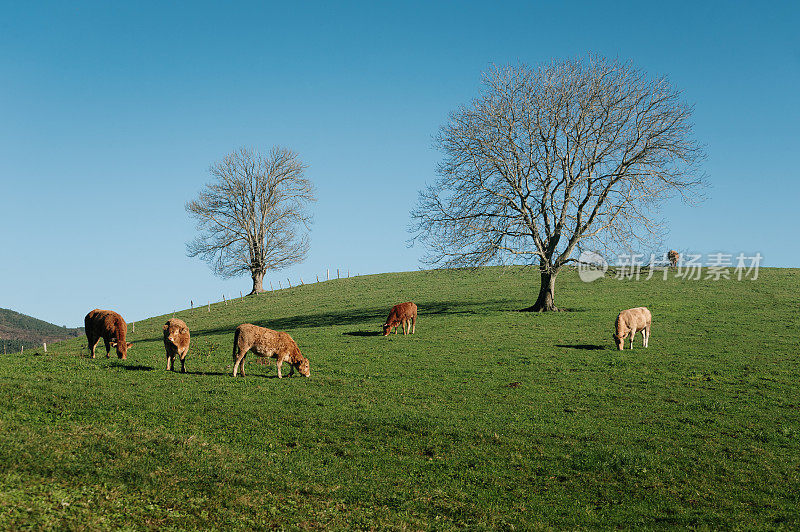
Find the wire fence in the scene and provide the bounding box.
[170,268,361,320]
[5,268,361,354]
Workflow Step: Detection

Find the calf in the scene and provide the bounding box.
[231,323,310,378]
[84,309,132,359]
[613,307,652,350]
[163,318,190,373]
[382,302,417,336]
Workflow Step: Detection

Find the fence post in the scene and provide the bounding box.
[21,345,23,355]
[287,278,292,288]
[223,294,227,305]
[327,269,329,280]
[279,280,282,289]
[43,342,47,353]
[316,274,319,283]
[337,269,340,279]
[300,277,303,285]
[208,301,211,312]
[240,291,243,299]
[348,269,350,278]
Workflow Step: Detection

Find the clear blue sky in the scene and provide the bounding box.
[1,1,798,327]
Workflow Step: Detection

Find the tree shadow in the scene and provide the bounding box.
[555,344,606,350]
[343,331,382,337]
[190,299,514,339]
[183,370,230,377]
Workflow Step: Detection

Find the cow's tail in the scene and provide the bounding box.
[232,326,241,363]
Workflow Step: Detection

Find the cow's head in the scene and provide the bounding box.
[164,323,188,345]
[612,333,624,351]
[382,323,392,336]
[297,357,311,377]
[110,340,133,359]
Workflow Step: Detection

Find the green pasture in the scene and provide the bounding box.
[0,267,798,529]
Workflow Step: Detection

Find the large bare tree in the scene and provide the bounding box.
[187,146,315,294]
[411,56,706,311]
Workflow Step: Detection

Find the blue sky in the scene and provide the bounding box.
[1,1,798,327]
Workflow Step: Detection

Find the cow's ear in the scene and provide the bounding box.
[110,340,117,347]
[181,327,189,334]
[163,324,169,331]
[126,342,133,349]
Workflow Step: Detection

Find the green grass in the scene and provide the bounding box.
[1,267,798,530]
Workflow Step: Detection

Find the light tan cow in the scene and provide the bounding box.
[231,323,310,378]
[163,318,190,373]
[383,302,417,336]
[613,307,652,350]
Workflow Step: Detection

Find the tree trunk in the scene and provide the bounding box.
[521,270,559,312]
[249,271,265,295]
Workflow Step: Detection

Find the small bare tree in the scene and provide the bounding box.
[186,146,315,295]
[411,56,706,311]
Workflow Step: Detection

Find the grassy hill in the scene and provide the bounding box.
[0,307,84,354]
[0,267,798,529]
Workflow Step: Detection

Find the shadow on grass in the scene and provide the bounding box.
[555,344,606,350]
[184,371,279,379]
[107,362,155,371]
[516,307,590,313]
[343,331,382,337]
[190,299,514,339]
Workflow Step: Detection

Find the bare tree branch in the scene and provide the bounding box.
[410,55,707,311]
[186,146,316,294]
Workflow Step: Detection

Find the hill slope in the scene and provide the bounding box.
[0,307,84,353]
[0,267,798,529]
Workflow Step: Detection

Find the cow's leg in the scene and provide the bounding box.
[103,338,111,358]
[179,351,187,373]
[166,353,172,371]
[630,330,636,349]
[88,335,99,358]
[232,349,247,377]
[411,315,416,334]
[644,325,651,347]
[402,319,408,335]
[276,358,284,379]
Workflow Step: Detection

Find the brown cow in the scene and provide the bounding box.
[613,307,652,350]
[84,309,132,359]
[382,302,417,336]
[668,250,680,267]
[231,323,310,378]
[163,318,190,373]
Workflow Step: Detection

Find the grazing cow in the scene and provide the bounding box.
[163,318,190,373]
[383,302,417,336]
[231,324,310,378]
[613,307,652,350]
[84,309,132,359]
[668,250,680,267]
